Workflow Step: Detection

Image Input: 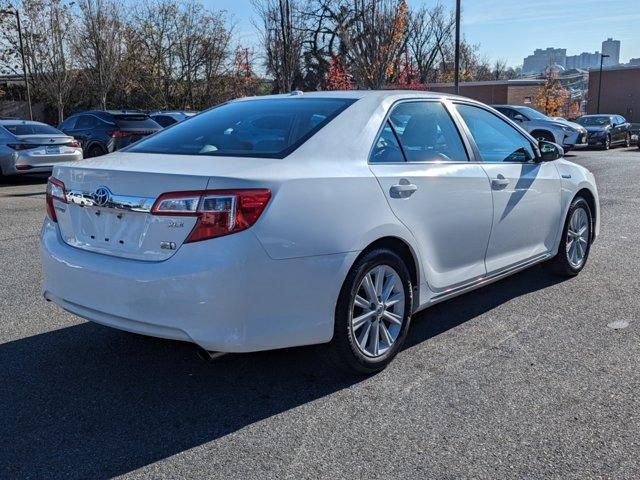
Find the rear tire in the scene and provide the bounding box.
[86,145,105,158]
[324,248,413,375]
[544,197,592,277]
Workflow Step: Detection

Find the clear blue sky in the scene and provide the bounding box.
[210,0,640,67]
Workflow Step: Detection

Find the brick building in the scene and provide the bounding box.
[587,66,640,122]
[428,79,543,106]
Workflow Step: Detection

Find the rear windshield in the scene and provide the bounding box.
[576,116,611,126]
[126,98,356,158]
[2,123,61,135]
[114,115,161,130]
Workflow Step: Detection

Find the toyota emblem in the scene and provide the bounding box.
[92,186,111,207]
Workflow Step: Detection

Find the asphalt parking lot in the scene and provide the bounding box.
[1,148,639,479]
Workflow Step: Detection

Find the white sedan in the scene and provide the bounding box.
[40,91,599,373]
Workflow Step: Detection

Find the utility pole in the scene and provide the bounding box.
[1,8,32,120]
[454,0,461,95]
[596,54,610,114]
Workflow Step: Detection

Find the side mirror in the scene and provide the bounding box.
[538,140,564,162]
[513,114,525,123]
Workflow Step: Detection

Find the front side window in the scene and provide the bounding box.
[455,103,535,163]
[127,98,356,158]
[371,101,468,163]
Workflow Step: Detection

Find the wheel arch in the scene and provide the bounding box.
[530,129,557,142]
[350,236,421,307]
[574,187,597,242]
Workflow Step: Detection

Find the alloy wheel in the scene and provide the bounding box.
[350,265,405,358]
[566,207,589,268]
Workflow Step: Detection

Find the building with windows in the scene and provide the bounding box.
[601,38,621,66]
[522,48,567,75]
[566,51,601,70]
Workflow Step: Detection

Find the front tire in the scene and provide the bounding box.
[625,133,631,148]
[326,249,413,374]
[603,135,611,150]
[544,197,592,277]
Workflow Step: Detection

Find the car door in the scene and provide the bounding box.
[72,115,98,149]
[453,102,562,274]
[369,100,494,291]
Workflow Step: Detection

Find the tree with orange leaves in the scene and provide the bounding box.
[534,68,569,116]
[325,53,351,90]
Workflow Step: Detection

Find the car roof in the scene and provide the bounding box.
[234,90,464,103]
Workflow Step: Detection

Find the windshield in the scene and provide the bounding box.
[126,98,356,158]
[514,107,548,121]
[576,116,611,126]
[2,123,62,136]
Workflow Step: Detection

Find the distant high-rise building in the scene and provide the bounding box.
[522,47,567,75]
[566,51,601,70]
[601,38,620,66]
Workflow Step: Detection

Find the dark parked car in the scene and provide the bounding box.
[575,114,631,150]
[59,110,162,157]
[149,111,197,128]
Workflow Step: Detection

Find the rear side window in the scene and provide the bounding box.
[3,123,61,135]
[371,101,468,163]
[126,98,356,158]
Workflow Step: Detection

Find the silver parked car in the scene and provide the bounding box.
[0,120,82,178]
[493,105,587,151]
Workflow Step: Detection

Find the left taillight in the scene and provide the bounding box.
[67,139,81,148]
[151,189,271,243]
[46,177,67,222]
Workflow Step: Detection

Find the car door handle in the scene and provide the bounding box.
[491,176,509,190]
[390,183,418,198]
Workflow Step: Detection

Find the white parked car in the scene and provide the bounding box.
[41,91,600,373]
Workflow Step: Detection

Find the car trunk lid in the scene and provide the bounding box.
[50,153,277,261]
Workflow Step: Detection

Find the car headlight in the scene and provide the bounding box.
[560,125,576,134]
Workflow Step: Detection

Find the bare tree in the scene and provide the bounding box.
[252,0,305,93]
[74,0,125,109]
[0,0,76,122]
[407,4,453,84]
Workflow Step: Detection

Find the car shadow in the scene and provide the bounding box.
[0,265,565,478]
[0,174,49,187]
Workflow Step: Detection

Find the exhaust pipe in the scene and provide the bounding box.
[196,347,227,362]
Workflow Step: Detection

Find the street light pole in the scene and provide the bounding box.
[596,53,609,114]
[454,0,461,95]
[1,8,33,120]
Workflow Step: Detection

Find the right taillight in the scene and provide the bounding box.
[151,189,271,243]
[46,177,67,222]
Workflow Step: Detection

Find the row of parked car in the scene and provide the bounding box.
[492,105,637,151]
[0,103,637,179]
[0,110,195,178]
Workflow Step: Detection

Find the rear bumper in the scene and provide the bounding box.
[40,218,357,352]
[0,149,83,175]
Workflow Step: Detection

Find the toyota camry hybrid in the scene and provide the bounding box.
[40,91,600,373]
